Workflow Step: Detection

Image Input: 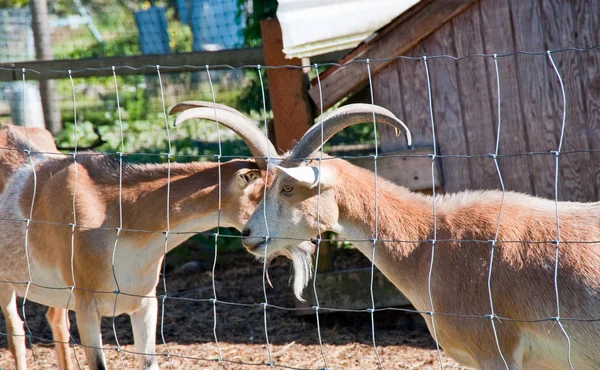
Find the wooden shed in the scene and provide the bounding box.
[301,0,600,202]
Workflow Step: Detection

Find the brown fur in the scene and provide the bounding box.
[0,124,58,191]
[245,157,600,369]
[0,125,75,370]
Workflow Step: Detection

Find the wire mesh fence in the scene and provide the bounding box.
[0,42,599,370]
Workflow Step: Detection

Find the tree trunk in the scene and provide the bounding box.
[30,0,62,133]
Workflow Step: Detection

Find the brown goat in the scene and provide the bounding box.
[0,103,293,370]
[242,105,600,369]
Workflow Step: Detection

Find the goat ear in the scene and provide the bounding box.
[275,165,332,189]
[236,169,261,187]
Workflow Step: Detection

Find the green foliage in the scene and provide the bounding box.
[57,73,256,159]
[236,69,270,115]
[237,0,277,47]
[324,117,375,147]
[0,0,27,8]
[48,0,78,17]
[167,9,193,53]
[234,0,277,115]
[63,34,141,59]
[53,1,192,59]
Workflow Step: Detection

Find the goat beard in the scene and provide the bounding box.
[259,241,315,302]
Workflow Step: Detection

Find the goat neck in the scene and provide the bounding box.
[328,159,434,294]
[26,156,262,236]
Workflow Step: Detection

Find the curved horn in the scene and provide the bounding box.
[169,100,246,117]
[290,104,411,160]
[171,105,279,168]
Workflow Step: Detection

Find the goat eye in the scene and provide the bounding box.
[281,185,293,194]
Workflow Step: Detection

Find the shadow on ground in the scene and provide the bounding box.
[0,248,437,351]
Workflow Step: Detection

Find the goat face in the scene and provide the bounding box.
[240,103,410,256]
[242,160,340,256]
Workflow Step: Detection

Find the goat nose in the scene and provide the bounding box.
[241,228,251,237]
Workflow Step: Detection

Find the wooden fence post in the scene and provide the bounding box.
[30,0,62,133]
[260,18,333,272]
[260,18,312,153]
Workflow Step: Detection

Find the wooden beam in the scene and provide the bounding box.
[307,0,478,112]
[0,48,348,81]
[350,147,441,191]
[260,19,313,153]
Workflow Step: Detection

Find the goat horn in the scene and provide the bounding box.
[290,104,412,160]
[169,100,246,117]
[171,105,279,168]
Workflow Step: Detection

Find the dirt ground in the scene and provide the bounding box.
[0,248,462,370]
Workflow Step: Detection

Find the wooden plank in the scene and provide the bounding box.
[315,0,433,82]
[573,0,600,199]
[0,48,264,80]
[260,19,312,153]
[350,147,441,191]
[385,44,435,153]
[0,48,348,81]
[539,0,595,202]
[509,0,557,199]
[316,238,333,273]
[478,0,532,194]
[307,0,478,113]
[296,268,411,314]
[372,63,409,152]
[451,4,497,190]
[422,23,471,192]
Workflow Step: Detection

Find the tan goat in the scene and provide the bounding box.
[0,102,309,370]
[242,104,600,369]
[0,125,112,370]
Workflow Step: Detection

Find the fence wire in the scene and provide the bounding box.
[422,55,444,370]
[205,64,224,366]
[547,50,575,370]
[487,54,510,370]
[0,43,599,370]
[311,63,329,370]
[20,67,40,370]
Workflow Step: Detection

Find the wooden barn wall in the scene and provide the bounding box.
[374,0,600,201]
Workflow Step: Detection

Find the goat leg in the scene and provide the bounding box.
[130,295,160,370]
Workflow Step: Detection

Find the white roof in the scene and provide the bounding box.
[277,0,421,59]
